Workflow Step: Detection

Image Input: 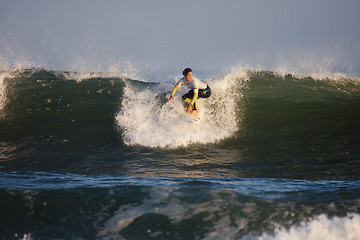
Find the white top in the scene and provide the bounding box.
[175,76,207,93]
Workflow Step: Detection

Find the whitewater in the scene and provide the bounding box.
[116,70,245,148]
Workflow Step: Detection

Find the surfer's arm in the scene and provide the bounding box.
[170,79,184,97]
[171,85,180,97]
[168,85,179,101]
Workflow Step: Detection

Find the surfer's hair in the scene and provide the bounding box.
[183,68,192,76]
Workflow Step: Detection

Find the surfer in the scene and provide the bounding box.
[168,68,211,114]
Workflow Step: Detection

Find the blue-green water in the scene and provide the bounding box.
[0,69,359,239]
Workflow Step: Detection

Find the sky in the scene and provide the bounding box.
[1,0,360,77]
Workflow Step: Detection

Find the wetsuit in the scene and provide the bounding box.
[170,76,211,110]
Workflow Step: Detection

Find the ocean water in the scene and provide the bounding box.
[0,68,360,239]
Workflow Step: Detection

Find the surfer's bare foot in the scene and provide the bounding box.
[191,110,198,115]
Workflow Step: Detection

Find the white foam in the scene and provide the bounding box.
[14,233,33,240]
[0,71,14,115]
[229,51,360,82]
[60,71,122,83]
[258,213,360,240]
[0,74,6,111]
[61,61,145,83]
[115,70,248,148]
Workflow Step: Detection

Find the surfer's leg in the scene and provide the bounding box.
[183,98,191,104]
[182,90,198,114]
[182,90,194,107]
[182,90,194,101]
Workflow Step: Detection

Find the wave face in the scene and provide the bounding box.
[0,68,360,239]
[1,68,360,178]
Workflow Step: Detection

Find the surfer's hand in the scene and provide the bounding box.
[186,105,192,113]
[168,96,174,102]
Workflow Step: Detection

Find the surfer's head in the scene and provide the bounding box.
[183,68,193,82]
[183,68,192,76]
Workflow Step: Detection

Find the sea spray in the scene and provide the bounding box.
[115,70,248,148]
[0,73,7,113]
[0,71,15,115]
